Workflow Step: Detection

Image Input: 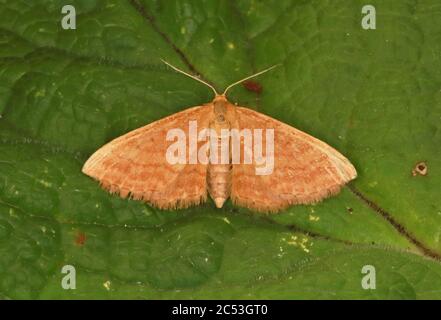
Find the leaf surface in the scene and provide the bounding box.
[0,0,440,299]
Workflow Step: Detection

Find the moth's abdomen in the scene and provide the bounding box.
[207,161,232,208]
[207,99,234,208]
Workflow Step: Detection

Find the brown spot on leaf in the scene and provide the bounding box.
[242,80,262,94]
[75,231,87,246]
[412,161,428,176]
[346,207,353,214]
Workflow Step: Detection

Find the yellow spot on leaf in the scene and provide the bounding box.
[103,280,111,291]
[39,180,52,188]
[285,235,298,246]
[35,89,46,98]
[299,237,311,253]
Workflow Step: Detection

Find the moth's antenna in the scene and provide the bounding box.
[161,59,219,96]
[222,64,281,95]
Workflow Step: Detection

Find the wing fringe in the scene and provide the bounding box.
[96,178,208,210]
[231,182,345,214]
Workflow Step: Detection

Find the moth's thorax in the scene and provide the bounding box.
[213,95,227,119]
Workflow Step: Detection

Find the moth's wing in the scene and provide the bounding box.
[82,104,213,209]
[231,107,357,213]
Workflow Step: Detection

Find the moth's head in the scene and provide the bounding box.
[213,94,227,103]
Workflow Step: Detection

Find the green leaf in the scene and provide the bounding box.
[0,0,440,299]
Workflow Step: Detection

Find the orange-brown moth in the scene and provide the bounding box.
[82,60,357,213]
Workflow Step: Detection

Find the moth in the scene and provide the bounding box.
[82,60,357,213]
